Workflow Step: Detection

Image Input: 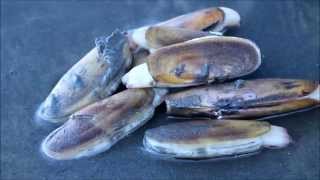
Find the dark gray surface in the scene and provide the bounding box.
[1,1,319,180]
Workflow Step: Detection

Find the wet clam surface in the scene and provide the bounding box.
[145,26,211,49]
[147,36,261,87]
[41,88,167,160]
[36,30,132,123]
[143,120,290,160]
[2,1,319,180]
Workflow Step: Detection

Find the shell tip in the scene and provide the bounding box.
[121,63,154,88]
[307,84,320,102]
[219,7,241,27]
[40,138,59,160]
[262,125,291,149]
[131,26,149,49]
[34,103,66,125]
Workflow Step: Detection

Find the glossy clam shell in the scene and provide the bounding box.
[157,7,225,30]
[129,7,240,50]
[166,79,319,119]
[147,36,261,87]
[37,30,132,123]
[143,120,290,160]
[145,26,211,49]
[131,27,210,66]
[41,88,167,160]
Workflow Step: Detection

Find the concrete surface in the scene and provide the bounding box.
[1,1,319,180]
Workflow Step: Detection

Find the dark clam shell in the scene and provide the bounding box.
[143,120,290,160]
[37,30,132,123]
[41,88,167,160]
[166,79,319,119]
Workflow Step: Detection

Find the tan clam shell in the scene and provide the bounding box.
[122,36,261,88]
[145,26,211,49]
[131,27,211,66]
[129,7,240,50]
[148,36,260,87]
[157,7,226,30]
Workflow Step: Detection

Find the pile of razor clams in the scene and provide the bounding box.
[37,7,320,161]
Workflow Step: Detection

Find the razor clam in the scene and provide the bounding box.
[129,7,240,50]
[41,88,167,160]
[37,30,132,123]
[143,120,291,160]
[165,79,320,119]
[145,26,212,50]
[122,36,261,88]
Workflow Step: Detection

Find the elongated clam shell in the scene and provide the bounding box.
[122,36,261,88]
[166,79,320,119]
[143,120,291,160]
[145,26,211,49]
[130,7,240,49]
[41,88,167,160]
[158,7,239,31]
[37,30,132,123]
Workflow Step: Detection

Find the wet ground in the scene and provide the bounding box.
[1,1,319,180]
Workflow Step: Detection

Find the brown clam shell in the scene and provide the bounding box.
[157,7,226,31]
[127,7,240,50]
[145,26,211,49]
[147,36,261,87]
[143,120,290,160]
[145,120,270,144]
[41,88,167,160]
[166,79,319,119]
[37,30,132,123]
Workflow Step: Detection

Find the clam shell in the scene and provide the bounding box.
[145,26,211,49]
[41,88,167,160]
[37,30,132,123]
[129,7,240,50]
[157,7,239,31]
[143,120,290,160]
[122,36,261,88]
[131,24,216,70]
[166,79,320,119]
